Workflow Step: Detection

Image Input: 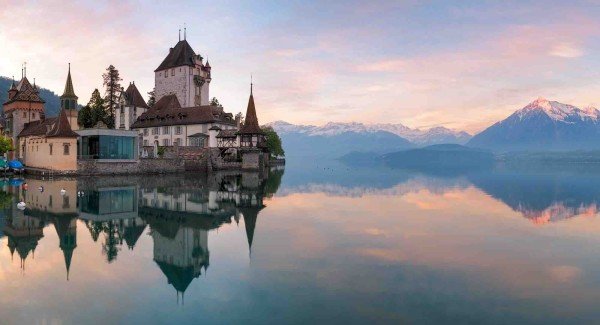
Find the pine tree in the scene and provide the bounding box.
[102,65,122,128]
[147,88,156,108]
[210,97,221,107]
[78,89,109,128]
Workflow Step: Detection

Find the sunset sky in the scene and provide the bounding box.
[2,0,600,133]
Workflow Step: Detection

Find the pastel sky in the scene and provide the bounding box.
[2,0,600,133]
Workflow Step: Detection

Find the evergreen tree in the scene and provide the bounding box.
[78,89,109,128]
[210,97,221,107]
[102,65,122,128]
[147,88,156,108]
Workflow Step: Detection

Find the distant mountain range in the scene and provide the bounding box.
[0,76,61,117]
[269,121,471,145]
[468,98,600,151]
[268,120,471,158]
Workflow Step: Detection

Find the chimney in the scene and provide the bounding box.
[169,48,173,53]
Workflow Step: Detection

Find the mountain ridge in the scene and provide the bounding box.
[468,98,600,152]
[267,120,472,146]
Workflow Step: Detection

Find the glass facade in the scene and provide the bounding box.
[80,188,136,215]
[80,135,136,159]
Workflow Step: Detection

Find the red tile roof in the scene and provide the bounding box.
[3,77,45,105]
[130,94,236,129]
[155,40,198,72]
[122,83,149,109]
[18,109,78,138]
[239,93,263,134]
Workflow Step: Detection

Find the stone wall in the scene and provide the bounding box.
[207,148,242,171]
[76,158,185,176]
[242,150,261,170]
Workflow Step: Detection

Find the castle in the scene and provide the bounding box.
[2,33,269,174]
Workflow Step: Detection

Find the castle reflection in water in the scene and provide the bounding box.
[0,167,283,296]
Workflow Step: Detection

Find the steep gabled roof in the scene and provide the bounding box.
[155,40,197,72]
[47,109,78,138]
[155,261,198,293]
[154,94,181,110]
[239,92,263,134]
[18,118,57,137]
[123,223,147,249]
[4,77,45,105]
[19,109,78,138]
[123,83,149,109]
[130,95,235,129]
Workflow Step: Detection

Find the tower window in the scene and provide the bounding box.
[171,68,175,76]
[23,112,26,118]
[63,143,70,155]
[49,143,53,155]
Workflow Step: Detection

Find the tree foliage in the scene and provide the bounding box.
[79,89,110,128]
[102,65,122,128]
[0,135,13,155]
[210,97,221,107]
[147,88,156,108]
[262,126,285,157]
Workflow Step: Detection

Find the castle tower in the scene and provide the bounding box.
[154,35,211,107]
[2,67,45,158]
[60,64,79,131]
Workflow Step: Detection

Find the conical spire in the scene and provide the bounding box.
[61,63,77,99]
[241,209,258,257]
[238,81,263,135]
[63,248,73,280]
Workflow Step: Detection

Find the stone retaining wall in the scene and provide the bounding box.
[76,158,185,176]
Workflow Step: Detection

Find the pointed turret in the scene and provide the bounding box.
[8,77,17,100]
[59,64,79,130]
[60,63,78,107]
[240,207,260,256]
[54,216,77,280]
[238,83,264,135]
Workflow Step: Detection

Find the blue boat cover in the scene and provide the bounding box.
[8,160,23,169]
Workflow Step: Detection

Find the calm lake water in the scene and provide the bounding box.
[2,160,600,324]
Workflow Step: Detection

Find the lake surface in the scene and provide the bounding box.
[2,160,600,324]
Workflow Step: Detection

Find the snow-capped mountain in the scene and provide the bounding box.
[468,98,600,151]
[267,121,471,146]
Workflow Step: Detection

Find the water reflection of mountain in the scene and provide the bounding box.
[468,171,600,224]
[0,167,282,295]
[279,159,470,197]
[281,159,600,224]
